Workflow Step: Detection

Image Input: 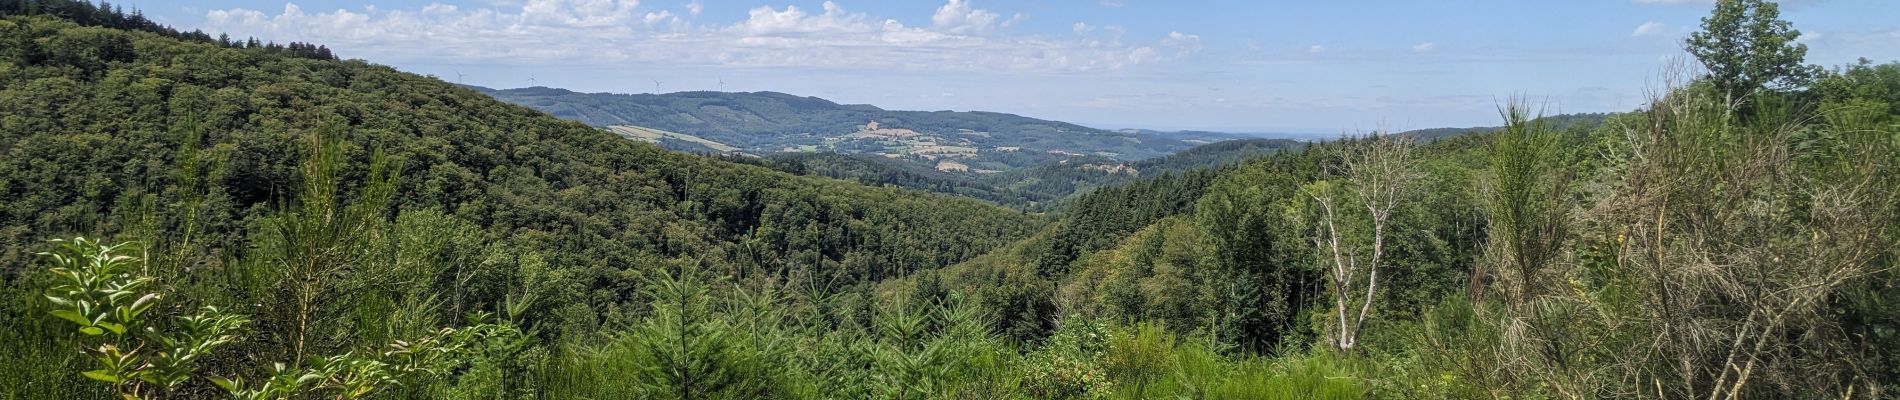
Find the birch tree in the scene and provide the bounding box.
[1304,136,1421,350]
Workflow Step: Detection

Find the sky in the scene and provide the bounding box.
[120,0,1900,134]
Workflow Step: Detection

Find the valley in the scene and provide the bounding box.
[473,86,1246,171]
[1,1,1896,399]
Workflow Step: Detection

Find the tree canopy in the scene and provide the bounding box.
[1686,0,1814,99]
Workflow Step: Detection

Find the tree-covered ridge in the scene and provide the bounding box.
[472,86,1237,171]
[1392,112,1612,142]
[0,9,1044,397]
[0,12,1038,277]
[0,0,337,60]
[742,137,1306,210]
[732,152,1055,208]
[4,0,1899,399]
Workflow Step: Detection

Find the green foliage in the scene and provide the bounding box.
[1102,323,1174,397]
[1483,103,1572,303]
[34,235,524,400]
[217,319,522,400]
[0,11,1035,398]
[1190,159,1316,353]
[1197,353,1368,400]
[618,265,783,399]
[39,237,248,398]
[746,138,1309,210]
[2,2,1898,399]
[748,152,1057,208]
[1686,0,1815,98]
[1022,318,1112,399]
[1061,217,1218,335]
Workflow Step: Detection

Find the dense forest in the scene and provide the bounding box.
[745,118,1619,210]
[742,137,1307,209]
[3,0,1898,399]
[0,2,1039,398]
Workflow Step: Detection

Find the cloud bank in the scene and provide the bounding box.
[199,0,1200,73]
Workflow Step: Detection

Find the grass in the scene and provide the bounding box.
[607,124,740,152]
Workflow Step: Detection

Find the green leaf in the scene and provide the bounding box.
[48,309,92,326]
[80,326,104,336]
[210,376,240,392]
[97,322,126,335]
[81,370,121,383]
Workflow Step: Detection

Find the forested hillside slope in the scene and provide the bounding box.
[0,5,1039,398]
[746,137,1306,209]
[3,0,1898,399]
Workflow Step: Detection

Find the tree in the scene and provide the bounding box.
[1303,136,1422,351]
[1483,103,1570,304]
[1685,0,1814,102]
[1539,81,1899,398]
[251,127,399,368]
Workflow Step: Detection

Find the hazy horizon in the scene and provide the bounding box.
[126,0,1900,132]
[473,83,1520,136]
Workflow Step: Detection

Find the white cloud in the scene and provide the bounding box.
[1002,13,1027,28]
[730,2,873,35]
[1631,21,1666,37]
[1099,0,1125,7]
[1163,31,1199,45]
[519,0,642,27]
[932,0,999,34]
[1161,31,1202,55]
[684,0,701,17]
[642,10,677,26]
[198,0,1196,73]
[1308,44,1324,53]
[1412,41,1438,53]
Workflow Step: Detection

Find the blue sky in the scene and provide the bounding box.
[125,0,1900,134]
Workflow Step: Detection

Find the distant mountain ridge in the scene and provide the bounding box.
[473,85,1611,208]
[471,86,1236,170]
[1397,112,1613,141]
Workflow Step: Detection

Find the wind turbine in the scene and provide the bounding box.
[717,77,726,92]
[652,78,664,93]
[528,75,537,87]
[454,70,465,84]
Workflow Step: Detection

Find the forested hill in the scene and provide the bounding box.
[743,137,1307,209]
[1396,112,1612,141]
[0,11,1046,396]
[471,86,1235,170]
[0,17,1046,274]
[5,1,1897,399]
